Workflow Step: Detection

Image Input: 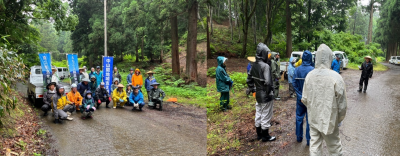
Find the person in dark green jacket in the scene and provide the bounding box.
[216,56,233,111]
[270,52,281,100]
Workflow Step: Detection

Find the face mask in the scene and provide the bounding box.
[87,95,92,98]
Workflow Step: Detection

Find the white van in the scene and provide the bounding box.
[57,67,69,79]
[391,56,400,65]
[333,51,349,69]
[389,56,400,64]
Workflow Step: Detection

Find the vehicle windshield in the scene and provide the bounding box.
[63,68,68,71]
[35,69,41,74]
[58,69,62,72]
[292,54,301,58]
[397,57,400,60]
[343,53,348,59]
[335,54,343,59]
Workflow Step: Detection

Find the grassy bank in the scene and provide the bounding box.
[0,90,52,155]
[347,62,388,71]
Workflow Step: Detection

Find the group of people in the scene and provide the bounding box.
[42,66,165,123]
[216,42,375,155]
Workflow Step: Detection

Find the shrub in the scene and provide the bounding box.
[207,67,216,78]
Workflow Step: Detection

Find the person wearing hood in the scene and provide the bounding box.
[145,71,157,101]
[112,84,127,108]
[127,68,134,84]
[131,68,143,88]
[293,50,314,146]
[247,43,276,142]
[52,84,74,123]
[216,56,233,111]
[42,82,57,116]
[113,67,122,83]
[129,86,145,111]
[111,78,120,91]
[331,55,340,74]
[95,82,111,108]
[88,75,97,98]
[287,57,297,98]
[80,91,96,119]
[149,82,165,111]
[67,83,83,112]
[94,66,103,88]
[79,68,85,82]
[358,56,373,93]
[270,52,281,100]
[302,44,347,155]
[77,78,90,96]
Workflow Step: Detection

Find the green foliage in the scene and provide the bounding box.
[0,47,27,125]
[229,72,247,91]
[207,67,216,78]
[36,129,47,138]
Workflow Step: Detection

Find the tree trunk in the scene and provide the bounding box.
[253,12,257,45]
[229,0,233,42]
[198,3,205,29]
[171,16,180,74]
[160,30,164,63]
[210,7,213,36]
[285,0,292,58]
[141,35,144,60]
[367,4,374,44]
[207,4,212,59]
[186,0,198,82]
[135,45,139,62]
[353,6,357,35]
[235,1,241,42]
[240,0,258,58]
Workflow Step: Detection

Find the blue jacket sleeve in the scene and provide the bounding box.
[139,93,144,104]
[145,79,149,91]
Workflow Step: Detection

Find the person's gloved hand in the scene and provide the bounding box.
[108,97,112,101]
[92,107,96,111]
[98,100,101,104]
[119,98,124,102]
[86,105,91,110]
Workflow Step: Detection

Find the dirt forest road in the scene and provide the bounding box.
[16,83,206,156]
[287,63,400,155]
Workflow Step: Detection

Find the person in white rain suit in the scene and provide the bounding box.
[247,43,276,142]
[302,44,347,156]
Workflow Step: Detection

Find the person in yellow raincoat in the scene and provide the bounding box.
[67,84,83,111]
[52,85,75,123]
[131,68,143,88]
[112,84,127,108]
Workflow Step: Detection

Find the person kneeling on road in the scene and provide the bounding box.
[67,83,83,112]
[42,82,57,116]
[149,82,165,111]
[52,84,75,123]
[112,84,127,109]
[247,43,276,142]
[95,82,111,108]
[129,86,145,111]
[80,91,96,119]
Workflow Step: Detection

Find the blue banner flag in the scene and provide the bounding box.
[103,56,113,95]
[67,54,79,85]
[38,53,52,90]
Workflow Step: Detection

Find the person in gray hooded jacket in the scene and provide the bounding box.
[247,43,276,142]
[42,82,57,116]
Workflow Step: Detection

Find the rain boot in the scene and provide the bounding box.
[363,85,367,93]
[357,85,363,92]
[255,126,262,140]
[261,129,276,142]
